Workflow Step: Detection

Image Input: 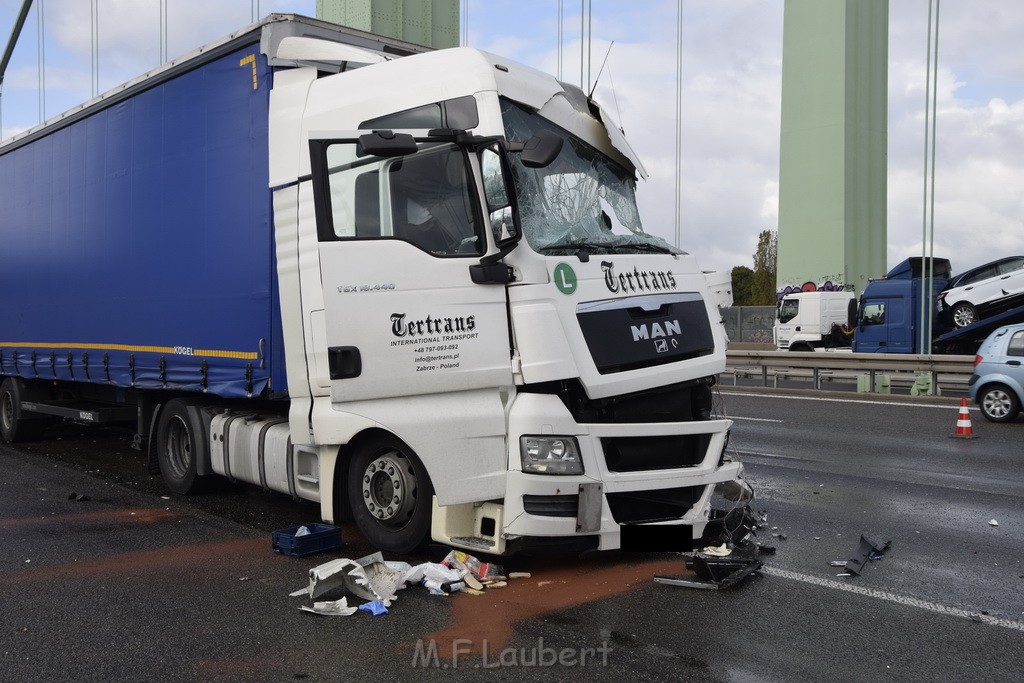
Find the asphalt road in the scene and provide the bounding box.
[1,389,1021,682]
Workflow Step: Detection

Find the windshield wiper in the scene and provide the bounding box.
[538,240,609,252]
[539,240,678,256]
[618,242,677,254]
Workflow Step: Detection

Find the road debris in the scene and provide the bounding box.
[845,535,891,576]
[989,519,999,527]
[654,502,768,590]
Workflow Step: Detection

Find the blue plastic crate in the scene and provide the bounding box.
[272,523,342,557]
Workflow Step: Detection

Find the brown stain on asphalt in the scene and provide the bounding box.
[416,555,692,658]
[0,507,174,530]
[0,536,266,585]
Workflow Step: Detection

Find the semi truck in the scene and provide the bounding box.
[852,257,1024,354]
[0,15,746,555]
[774,291,856,351]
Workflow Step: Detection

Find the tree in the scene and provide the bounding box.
[730,265,755,306]
[751,229,777,306]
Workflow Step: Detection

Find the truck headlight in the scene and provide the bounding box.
[520,436,583,475]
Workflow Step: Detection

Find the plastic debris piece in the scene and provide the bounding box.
[829,561,847,568]
[845,535,891,576]
[300,597,358,617]
[508,572,532,579]
[295,558,387,603]
[358,600,389,616]
[989,519,999,527]
[403,562,463,593]
[655,555,763,590]
[294,526,311,537]
[463,573,483,590]
[463,588,486,596]
[487,581,508,589]
[704,544,732,557]
[836,573,852,577]
[356,553,407,599]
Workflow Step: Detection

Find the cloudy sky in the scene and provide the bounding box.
[2,0,1022,276]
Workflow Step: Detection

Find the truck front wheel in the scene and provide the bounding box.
[155,399,211,494]
[0,378,44,443]
[348,435,434,554]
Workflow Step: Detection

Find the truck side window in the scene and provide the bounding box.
[860,302,886,326]
[321,142,484,256]
[778,299,799,323]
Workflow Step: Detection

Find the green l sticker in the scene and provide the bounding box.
[554,263,578,295]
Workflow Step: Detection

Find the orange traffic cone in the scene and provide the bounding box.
[949,397,979,439]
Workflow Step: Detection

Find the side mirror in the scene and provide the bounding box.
[357,130,417,157]
[509,130,563,169]
[480,145,519,247]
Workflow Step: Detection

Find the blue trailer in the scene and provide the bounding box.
[1,42,283,401]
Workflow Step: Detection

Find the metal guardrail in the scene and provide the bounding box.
[724,350,976,395]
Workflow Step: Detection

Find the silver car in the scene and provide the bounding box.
[938,256,1024,328]
[968,322,1024,422]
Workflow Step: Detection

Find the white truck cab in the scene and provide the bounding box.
[270,38,742,554]
[774,291,855,352]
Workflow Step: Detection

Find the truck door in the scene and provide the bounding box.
[310,139,513,402]
[856,297,912,353]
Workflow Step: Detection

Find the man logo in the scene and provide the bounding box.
[631,319,682,342]
[655,340,668,353]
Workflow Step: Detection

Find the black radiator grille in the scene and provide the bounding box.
[522,494,578,518]
[602,434,711,472]
[606,486,706,524]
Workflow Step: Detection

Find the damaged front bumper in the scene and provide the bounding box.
[432,392,747,555]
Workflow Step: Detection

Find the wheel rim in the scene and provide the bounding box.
[983,389,1012,418]
[953,306,975,327]
[1,391,13,432]
[361,450,416,527]
[163,415,192,480]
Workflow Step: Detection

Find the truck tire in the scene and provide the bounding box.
[0,378,45,443]
[155,399,212,494]
[978,384,1020,423]
[348,434,434,554]
[951,303,977,328]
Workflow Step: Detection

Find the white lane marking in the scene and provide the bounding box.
[720,391,973,411]
[727,416,784,423]
[762,566,1024,633]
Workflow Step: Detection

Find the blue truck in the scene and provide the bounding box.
[0,15,747,555]
[853,257,1024,354]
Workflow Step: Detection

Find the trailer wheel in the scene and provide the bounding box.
[978,384,1020,423]
[348,435,434,554]
[0,378,44,443]
[155,399,211,494]
[951,303,977,328]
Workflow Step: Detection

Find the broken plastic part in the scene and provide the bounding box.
[655,555,763,590]
[299,598,358,617]
[845,535,891,576]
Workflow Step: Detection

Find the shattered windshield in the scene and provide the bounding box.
[500,99,681,256]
